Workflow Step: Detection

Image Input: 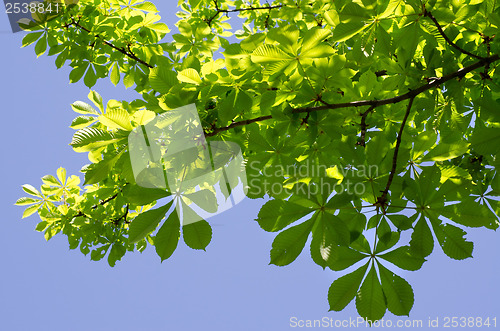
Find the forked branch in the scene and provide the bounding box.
[207,54,499,136]
[378,96,415,210]
[424,10,485,60]
[206,0,284,26]
[65,18,153,68]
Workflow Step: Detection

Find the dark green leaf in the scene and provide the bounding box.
[355,266,386,321]
[155,209,181,261]
[128,202,172,243]
[256,199,313,232]
[123,184,170,205]
[182,218,212,250]
[328,263,368,311]
[378,263,414,316]
[270,218,315,266]
[379,246,426,271]
[409,217,434,258]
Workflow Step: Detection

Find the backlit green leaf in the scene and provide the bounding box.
[128,202,172,243]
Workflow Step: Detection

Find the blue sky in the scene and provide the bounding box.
[1,3,499,331]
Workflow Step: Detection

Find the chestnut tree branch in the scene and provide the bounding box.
[66,18,153,68]
[206,54,499,136]
[424,10,485,60]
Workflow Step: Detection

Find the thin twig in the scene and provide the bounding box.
[424,10,484,60]
[378,97,415,211]
[206,55,499,136]
[206,1,284,26]
[356,105,376,147]
[205,115,273,137]
[67,18,153,68]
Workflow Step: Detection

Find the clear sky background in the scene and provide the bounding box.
[0,3,499,331]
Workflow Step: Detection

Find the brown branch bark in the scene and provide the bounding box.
[206,0,284,26]
[207,54,499,136]
[356,105,376,147]
[67,18,153,68]
[424,10,484,60]
[379,97,415,208]
[205,115,272,137]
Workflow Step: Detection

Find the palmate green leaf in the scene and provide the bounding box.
[149,66,178,94]
[270,218,316,266]
[132,1,158,12]
[34,33,47,57]
[155,208,181,262]
[123,184,170,205]
[15,197,41,206]
[91,245,110,261]
[22,203,43,218]
[328,263,368,312]
[429,200,498,229]
[437,165,471,181]
[108,243,126,267]
[250,44,293,63]
[311,211,357,269]
[177,68,202,85]
[128,201,172,243]
[132,109,156,125]
[339,2,371,23]
[470,124,500,155]
[314,212,351,247]
[256,199,313,232]
[71,101,99,115]
[183,190,218,214]
[70,116,98,129]
[148,23,170,34]
[301,28,332,54]
[331,22,366,42]
[378,263,414,316]
[84,65,97,88]
[409,217,434,258]
[69,63,89,84]
[84,148,125,185]
[98,109,133,131]
[428,217,473,260]
[41,173,61,187]
[22,184,42,197]
[218,89,253,123]
[379,246,426,271]
[182,210,212,251]
[420,141,470,162]
[411,128,437,160]
[70,128,121,152]
[301,44,335,59]
[355,266,386,321]
[22,31,43,47]
[110,63,120,86]
[326,246,368,271]
[88,90,104,112]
